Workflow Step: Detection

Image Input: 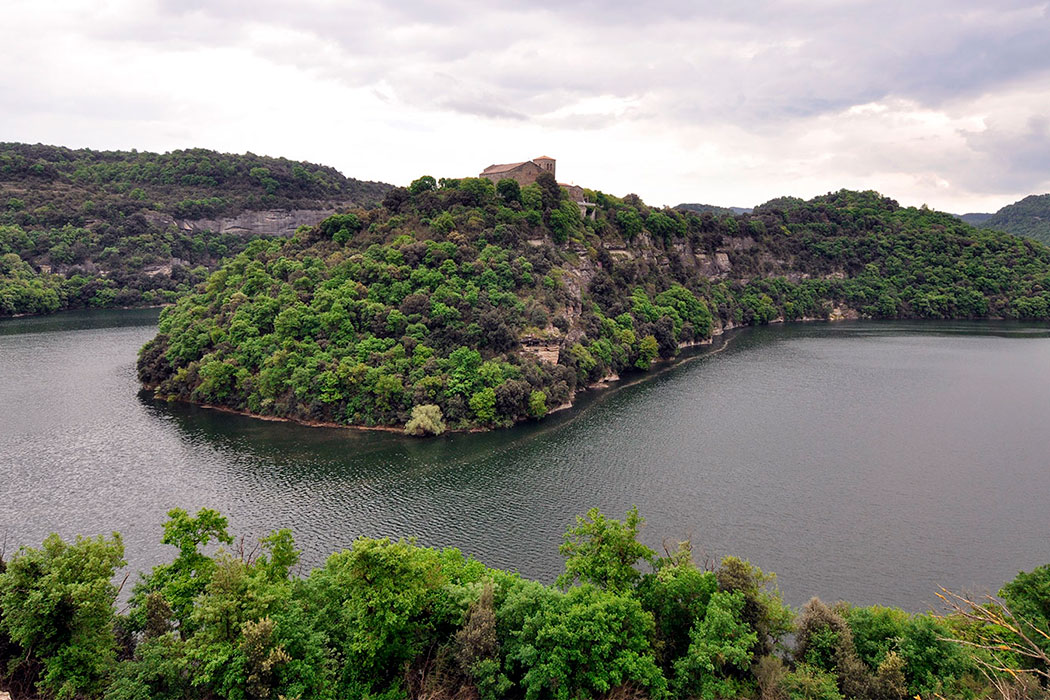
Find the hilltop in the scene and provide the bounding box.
[976,193,1050,244]
[675,202,752,216]
[957,212,994,226]
[137,173,1050,433]
[0,143,391,315]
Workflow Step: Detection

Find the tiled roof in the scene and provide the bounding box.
[481,161,527,175]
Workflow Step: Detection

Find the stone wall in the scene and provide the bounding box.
[480,161,544,187]
[561,184,585,201]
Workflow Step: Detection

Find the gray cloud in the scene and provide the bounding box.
[59,1,1050,127]
[962,116,1050,192]
[3,0,1049,210]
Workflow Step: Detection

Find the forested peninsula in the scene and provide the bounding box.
[1,507,1047,700]
[0,143,390,316]
[137,174,1050,433]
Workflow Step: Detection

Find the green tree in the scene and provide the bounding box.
[557,506,655,592]
[716,556,793,659]
[409,175,436,195]
[645,211,683,240]
[637,546,718,670]
[0,533,126,699]
[1000,563,1050,661]
[447,346,482,398]
[782,665,843,700]
[496,178,521,204]
[469,387,497,424]
[549,200,581,243]
[431,211,455,235]
[897,614,971,697]
[520,183,543,211]
[527,390,547,419]
[501,583,668,700]
[616,208,643,240]
[405,403,446,436]
[130,508,233,629]
[636,334,659,369]
[844,604,909,669]
[302,537,468,698]
[319,213,361,238]
[672,590,757,699]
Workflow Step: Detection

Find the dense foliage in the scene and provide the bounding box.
[978,193,1050,245]
[957,213,993,227]
[674,203,751,216]
[0,143,390,315]
[2,507,1045,699]
[139,177,1050,432]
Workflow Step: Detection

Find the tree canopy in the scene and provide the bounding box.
[2,506,1042,699]
[138,181,1050,432]
[0,143,390,316]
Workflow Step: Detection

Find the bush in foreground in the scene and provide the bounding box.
[0,506,1044,699]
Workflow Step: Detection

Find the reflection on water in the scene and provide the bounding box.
[2,310,1049,611]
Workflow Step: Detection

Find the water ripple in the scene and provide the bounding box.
[2,315,1049,610]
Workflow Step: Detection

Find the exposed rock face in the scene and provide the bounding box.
[143,259,191,277]
[143,207,344,238]
[828,306,860,321]
[526,344,561,364]
[178,208,341,238]
[690,251,732,278]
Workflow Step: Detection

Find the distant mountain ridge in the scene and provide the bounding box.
[957,212,994,226]
[0,143,392,315]
[975,194,1050,244]
[675,202,752,215]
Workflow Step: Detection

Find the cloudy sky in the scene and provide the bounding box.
[3,0,1049,213]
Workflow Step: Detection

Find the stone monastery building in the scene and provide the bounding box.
[479,156,594,218]
[479,155,556,186]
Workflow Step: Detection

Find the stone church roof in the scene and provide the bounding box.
[481,161,528,175]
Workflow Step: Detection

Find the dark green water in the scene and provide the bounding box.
[2,309,1049,611]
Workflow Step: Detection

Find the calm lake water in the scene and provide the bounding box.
[2,309,1049,611]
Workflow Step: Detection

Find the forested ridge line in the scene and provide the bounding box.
[137,175,1050,434]
[1,507,1047,700]
[976,193,1050,245]
[0,143,391,316]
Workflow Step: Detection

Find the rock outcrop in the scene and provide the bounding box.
[178,208,342,238]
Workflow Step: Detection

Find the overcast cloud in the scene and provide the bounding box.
[3,0,1049,212]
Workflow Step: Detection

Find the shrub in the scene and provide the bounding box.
[405,403,446,436]
[528,390,548,419]
[782,665,843,700]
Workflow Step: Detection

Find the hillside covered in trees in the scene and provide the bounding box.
[137,176,1050,432]
[957,212,994,226]
[137,174,1050,433]
[1,506,1047,700]
[0,143,390,316]
[977,193,1050,244]
[675,203,752,216]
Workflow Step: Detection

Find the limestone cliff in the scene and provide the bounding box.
[178,208,344,238]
